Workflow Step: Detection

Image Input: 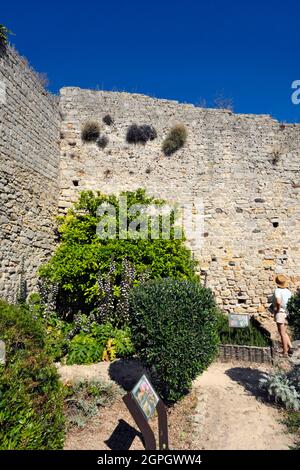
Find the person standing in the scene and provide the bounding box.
[273,274,293,357]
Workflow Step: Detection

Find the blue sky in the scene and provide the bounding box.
[2,0,300,122]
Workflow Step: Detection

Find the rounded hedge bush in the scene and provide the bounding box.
[0,300,65,449]
[126,123,157,144]
[162,124,187,156]
[129,278,219,403]
[81,121,100,142]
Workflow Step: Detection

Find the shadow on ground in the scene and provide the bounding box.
[105,419,144,450]
[225,367,269,401]
[108,358,148,391]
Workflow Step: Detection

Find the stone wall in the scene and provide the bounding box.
[59,87,300,319]
[0,46,60,302]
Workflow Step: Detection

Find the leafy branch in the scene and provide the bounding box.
[0,24,14,47]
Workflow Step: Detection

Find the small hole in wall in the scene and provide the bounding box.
[238,298,247,304]
[54,227,61,242]
[72,180,79,187]
[272,222,279,228]
[104,169,112,179]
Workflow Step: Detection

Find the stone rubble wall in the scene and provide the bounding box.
[59,87,300,318]
[1,46,299,318]
[0,46,60,302]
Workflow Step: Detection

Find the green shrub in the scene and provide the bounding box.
[81,121,100,142]
[112,326,134,357]
[0,24,14,47]
[66,322,134,365]
[0,300,65,449]
[260,365,300,450]
[216,311,271,347]
[162,124,187,156]
[285,410,300,434]
[27,292,72,361]
[103,114,114,126]
[25,293,133,365]
[129,278,219,404]
[126,124,157,144]
[67,333,104,365]
[64,379,121,428]
[259,365,300,411]
[39,189,196,316]
[284,409,300,449]
[287,290,300,338]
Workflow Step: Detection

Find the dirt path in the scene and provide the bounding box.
[193,362,295,450]
[60,359,296,450]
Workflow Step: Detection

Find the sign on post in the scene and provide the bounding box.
[0,340,6,365]
[132,375,159,420]
[228,313,249,328]
[123,374,169,450]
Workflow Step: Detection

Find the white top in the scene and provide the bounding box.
[274,287,292,312]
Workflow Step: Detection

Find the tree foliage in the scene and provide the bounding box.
[39,189,197,316]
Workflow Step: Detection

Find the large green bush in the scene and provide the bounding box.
[129,278,219,403]
[287,290,300,338]
[39,189,196,316]
[0,300,65,449]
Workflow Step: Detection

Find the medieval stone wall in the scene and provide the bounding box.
[0,46,60,301]
[59,87,300,318]
[1,49,299,318]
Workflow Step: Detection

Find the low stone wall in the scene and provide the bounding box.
[218,344,273,364]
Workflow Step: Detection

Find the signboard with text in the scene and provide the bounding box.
[0,340,5,365]
[122,374,168,450]
[131,374,159,421]
[228,313,249,328]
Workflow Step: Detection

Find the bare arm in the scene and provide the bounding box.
[274,297,281,314]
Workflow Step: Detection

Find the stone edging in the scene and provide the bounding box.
[218,344,273,364]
